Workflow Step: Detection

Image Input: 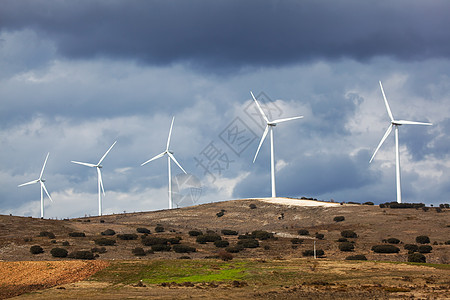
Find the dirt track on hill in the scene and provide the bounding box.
[0,260,109,299]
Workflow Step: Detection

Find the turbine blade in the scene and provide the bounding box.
[39,152,50,180]
[18,179,39,187]
[369,124,393,163]
[250,91,269,123]
[41,182,53,202]
[71,161,96,168]
[141,151,166,166]
[168,152,187,174]
[272,116,304,124]
[253,125,269,163]
[396,120,433,126]
[379,81,394,122]
[98,141,117,165]
[166,117,175,151]
[97,167,105,196]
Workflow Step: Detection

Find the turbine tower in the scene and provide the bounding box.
[370,81,432,204]
[18,152,53,218]
[251,91,303,198]
[141,116,187,209]
[71,141,117,216]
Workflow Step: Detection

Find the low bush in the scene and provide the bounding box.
[315,233,324,240]
[214,240,230,248]
[345,254,367,260]
[249,203,257,209]
[445,240,450,245]
[237,238,259,248]
[363,202,374,205]
[117,234,138,240]
[142,237,168,246]
[418,245,432,253]
[408,253,426,263]
[154,225,165,233]
[252,230,273,240]
[136,228,151,234]
[302,249,325,257]
[68,232,86,237]
[404,244,419,253]
[168,237,182,244]
[94,238,116,246]
[62,241,70,246]
[226,245,244,253]
[50,248,68,258]
[188,230,203,237]
[196,234,221,244]
[341,230,358,238]
[221,229,238,236]
[218,251,233,261]
[371,245,400,253]
[339,242,355,252]
[333,216,345,222]
[297,229,309,236]
[132,247,146,256]
[291,238,303,244]
[30,245,44,254]
[151,244,171,252]
[416,235,430,244]
[39,231,56,239]
[337,238,348,243]
[173,244,196,253]
[387,238,400,244]
[91,247,107,253]
[68,250,94,260]
[101,229,116,236]
[380,202,425,209]
[216,211,225,218]
[178,256,191,259]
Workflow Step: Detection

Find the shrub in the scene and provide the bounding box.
[298,229,309,236]
[39,231,56,239]
[371,245,400,253]
[62,241,70,246]
[291,238,303,244]
[132,247,146,256]
[196,234,221,244]
[168,237,182,244]
[101,229,116,236]
[339,242,355,252]
[69,232,86,237]
[91,247,107,253]
[100,219,105,223]
[30,245,44,254]
[387,238,400,244]
[237,238,259,248]
[333,216,345,222]
[302,249,324,257]
[173,244,196,253]
[68,250,94,260]
[142,237,168,246]
[214,240,230,248]
[221,229,238,236]
[345,254,367,260]
[252,230,273,240]
[218,251,233,261]
[337,238,348,243]
[315,233,324,240]
[136,228,151,234]
[418,245,432,253]
[94,238,116,246]
[249,203,257,209]
[188,230,203,237]
[50,248,68,258]
[117,234,138,240]
[416,235,430,244]
[408,253,426,263]
[341,230,358,238]
[154,226,165,233]
[445,240,450,245]
[151,244,171,252]
[179,256,191,259]
[226,245,244,253]
[404,244,419,253]
[216,211,225,217]
[363,202,374,205]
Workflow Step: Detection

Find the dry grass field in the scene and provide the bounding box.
[0,198,449,299]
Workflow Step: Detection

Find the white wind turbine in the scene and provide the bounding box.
[141,117,187,209]
[251,91,303,198]
[18,152,53,218]
[71,141,117,216]
[370,81,432,204]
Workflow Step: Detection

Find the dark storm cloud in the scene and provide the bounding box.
[1,0,450,71]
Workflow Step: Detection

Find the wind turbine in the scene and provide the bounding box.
[18,152,53,218]
[251,91,303,198]
[369,81,432,204]
[71,141,117,216]
[141,117,187,209]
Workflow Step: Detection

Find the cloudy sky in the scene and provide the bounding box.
[1,0,449,219]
